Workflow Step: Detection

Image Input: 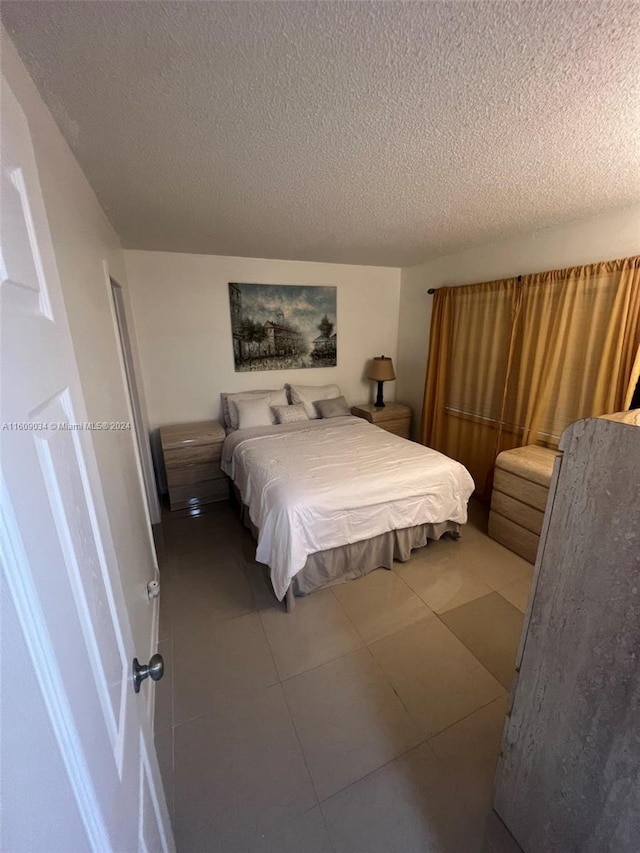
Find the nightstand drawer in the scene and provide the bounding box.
[351,402,412,439]
[164,443,222,469]
[379,418,410,439]
[160,419,227,510]
[168,478,229,511]
[166,460,224,488]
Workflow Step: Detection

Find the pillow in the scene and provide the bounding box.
[223,388,288,430]
[314,395,351,419]
[289,383,340,419]
[272,403,309,424]
[235,397,273,430]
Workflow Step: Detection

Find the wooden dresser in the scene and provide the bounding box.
[160,420,227,510]
[488,445,559,563]
[351,402,411,439]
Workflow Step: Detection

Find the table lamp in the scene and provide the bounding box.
[367,355,395,408]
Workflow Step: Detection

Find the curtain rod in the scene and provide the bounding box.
[427,275,523,295]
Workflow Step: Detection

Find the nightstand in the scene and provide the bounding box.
[351,402,412,439]
[160,420,227,510]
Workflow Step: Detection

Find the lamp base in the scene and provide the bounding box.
[374,380,385,408]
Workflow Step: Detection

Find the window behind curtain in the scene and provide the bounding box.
[422,256,640,498]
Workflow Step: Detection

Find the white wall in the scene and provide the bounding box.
[124,250,402,439]
[397,206,640,434]
[2,30,157,657]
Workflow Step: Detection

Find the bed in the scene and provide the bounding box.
[220,413,474,608]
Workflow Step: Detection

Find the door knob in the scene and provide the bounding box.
[132,653,164,693]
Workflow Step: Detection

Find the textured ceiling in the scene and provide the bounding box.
[3,1,640,267]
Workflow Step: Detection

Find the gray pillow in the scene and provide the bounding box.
[272,403,309,424]
[314,395,351,419]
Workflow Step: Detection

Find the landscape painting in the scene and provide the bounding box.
[229,283,337,372]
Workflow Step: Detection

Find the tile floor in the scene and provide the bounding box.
[153,499,531,852]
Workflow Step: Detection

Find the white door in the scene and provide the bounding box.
[0,77,174,852]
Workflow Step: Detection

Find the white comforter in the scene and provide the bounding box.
[221,416,474,600]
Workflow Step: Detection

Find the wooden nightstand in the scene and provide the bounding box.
[160,420,227,510]
[351,402,412,439]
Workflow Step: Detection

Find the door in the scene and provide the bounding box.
[0,77,174,852]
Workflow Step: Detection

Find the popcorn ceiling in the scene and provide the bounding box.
[3,0,639,267]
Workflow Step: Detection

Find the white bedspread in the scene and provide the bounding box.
[222,416,474,600]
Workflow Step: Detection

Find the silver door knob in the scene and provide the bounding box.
[132,653,164,693]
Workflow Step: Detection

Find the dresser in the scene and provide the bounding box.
[488,445,559,563]
[160,420,227,510]
[494,411,640,852]
[350,402,411,439]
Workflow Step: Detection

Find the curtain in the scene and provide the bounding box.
[420,256,640,500]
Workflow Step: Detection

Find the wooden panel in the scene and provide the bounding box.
[379,419,411,439]
[491,490,545,535]
[495,445,558,486]
[163,443,222,468]
[160,420,225,450]
[168,478,229,510]
[166,461,225,488]
[488,511,539,564]
[351,403,411,424]
[493,468,550,512]
[494,417,640,853]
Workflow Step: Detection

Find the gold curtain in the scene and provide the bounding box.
[421,256,640,500]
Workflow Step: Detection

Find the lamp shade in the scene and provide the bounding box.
[367,356,396,382]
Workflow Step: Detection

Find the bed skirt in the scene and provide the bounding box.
[233,485,461,608]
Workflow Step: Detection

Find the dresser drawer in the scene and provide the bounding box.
[488,512,540,564]
[491,490,545,535]
[493,469,550,512]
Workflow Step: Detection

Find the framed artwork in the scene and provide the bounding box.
[228,283,337,372]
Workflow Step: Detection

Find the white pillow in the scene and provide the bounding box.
[226,388,288,430]
[272,403,309,424]
[289,384,340,419]
[235,397,273,430]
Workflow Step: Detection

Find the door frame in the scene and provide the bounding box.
[106,265,161,526]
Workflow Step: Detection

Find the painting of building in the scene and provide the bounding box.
[228,283,337,371]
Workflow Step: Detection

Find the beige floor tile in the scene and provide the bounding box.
[321,742,477,853]
[249,806,334,853]
[259,588,363,680]
[457,533,533,590]
[165,532,245,575]
[166,557,255,634]
[429,696,508,816]
[369,617,504,738]
[397,550,493,613]
[467,497,490,533]
[429,696,519,853]
[332,568,432,643]
[439,593,524,690]
[173,611,277,724]
[322,735,521,853]
[244,561,281,611]
[283,647,423,801]
[159,500,526,852]
[174,684,317,852]
[480,812,524,853]
[498,576,533,613]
